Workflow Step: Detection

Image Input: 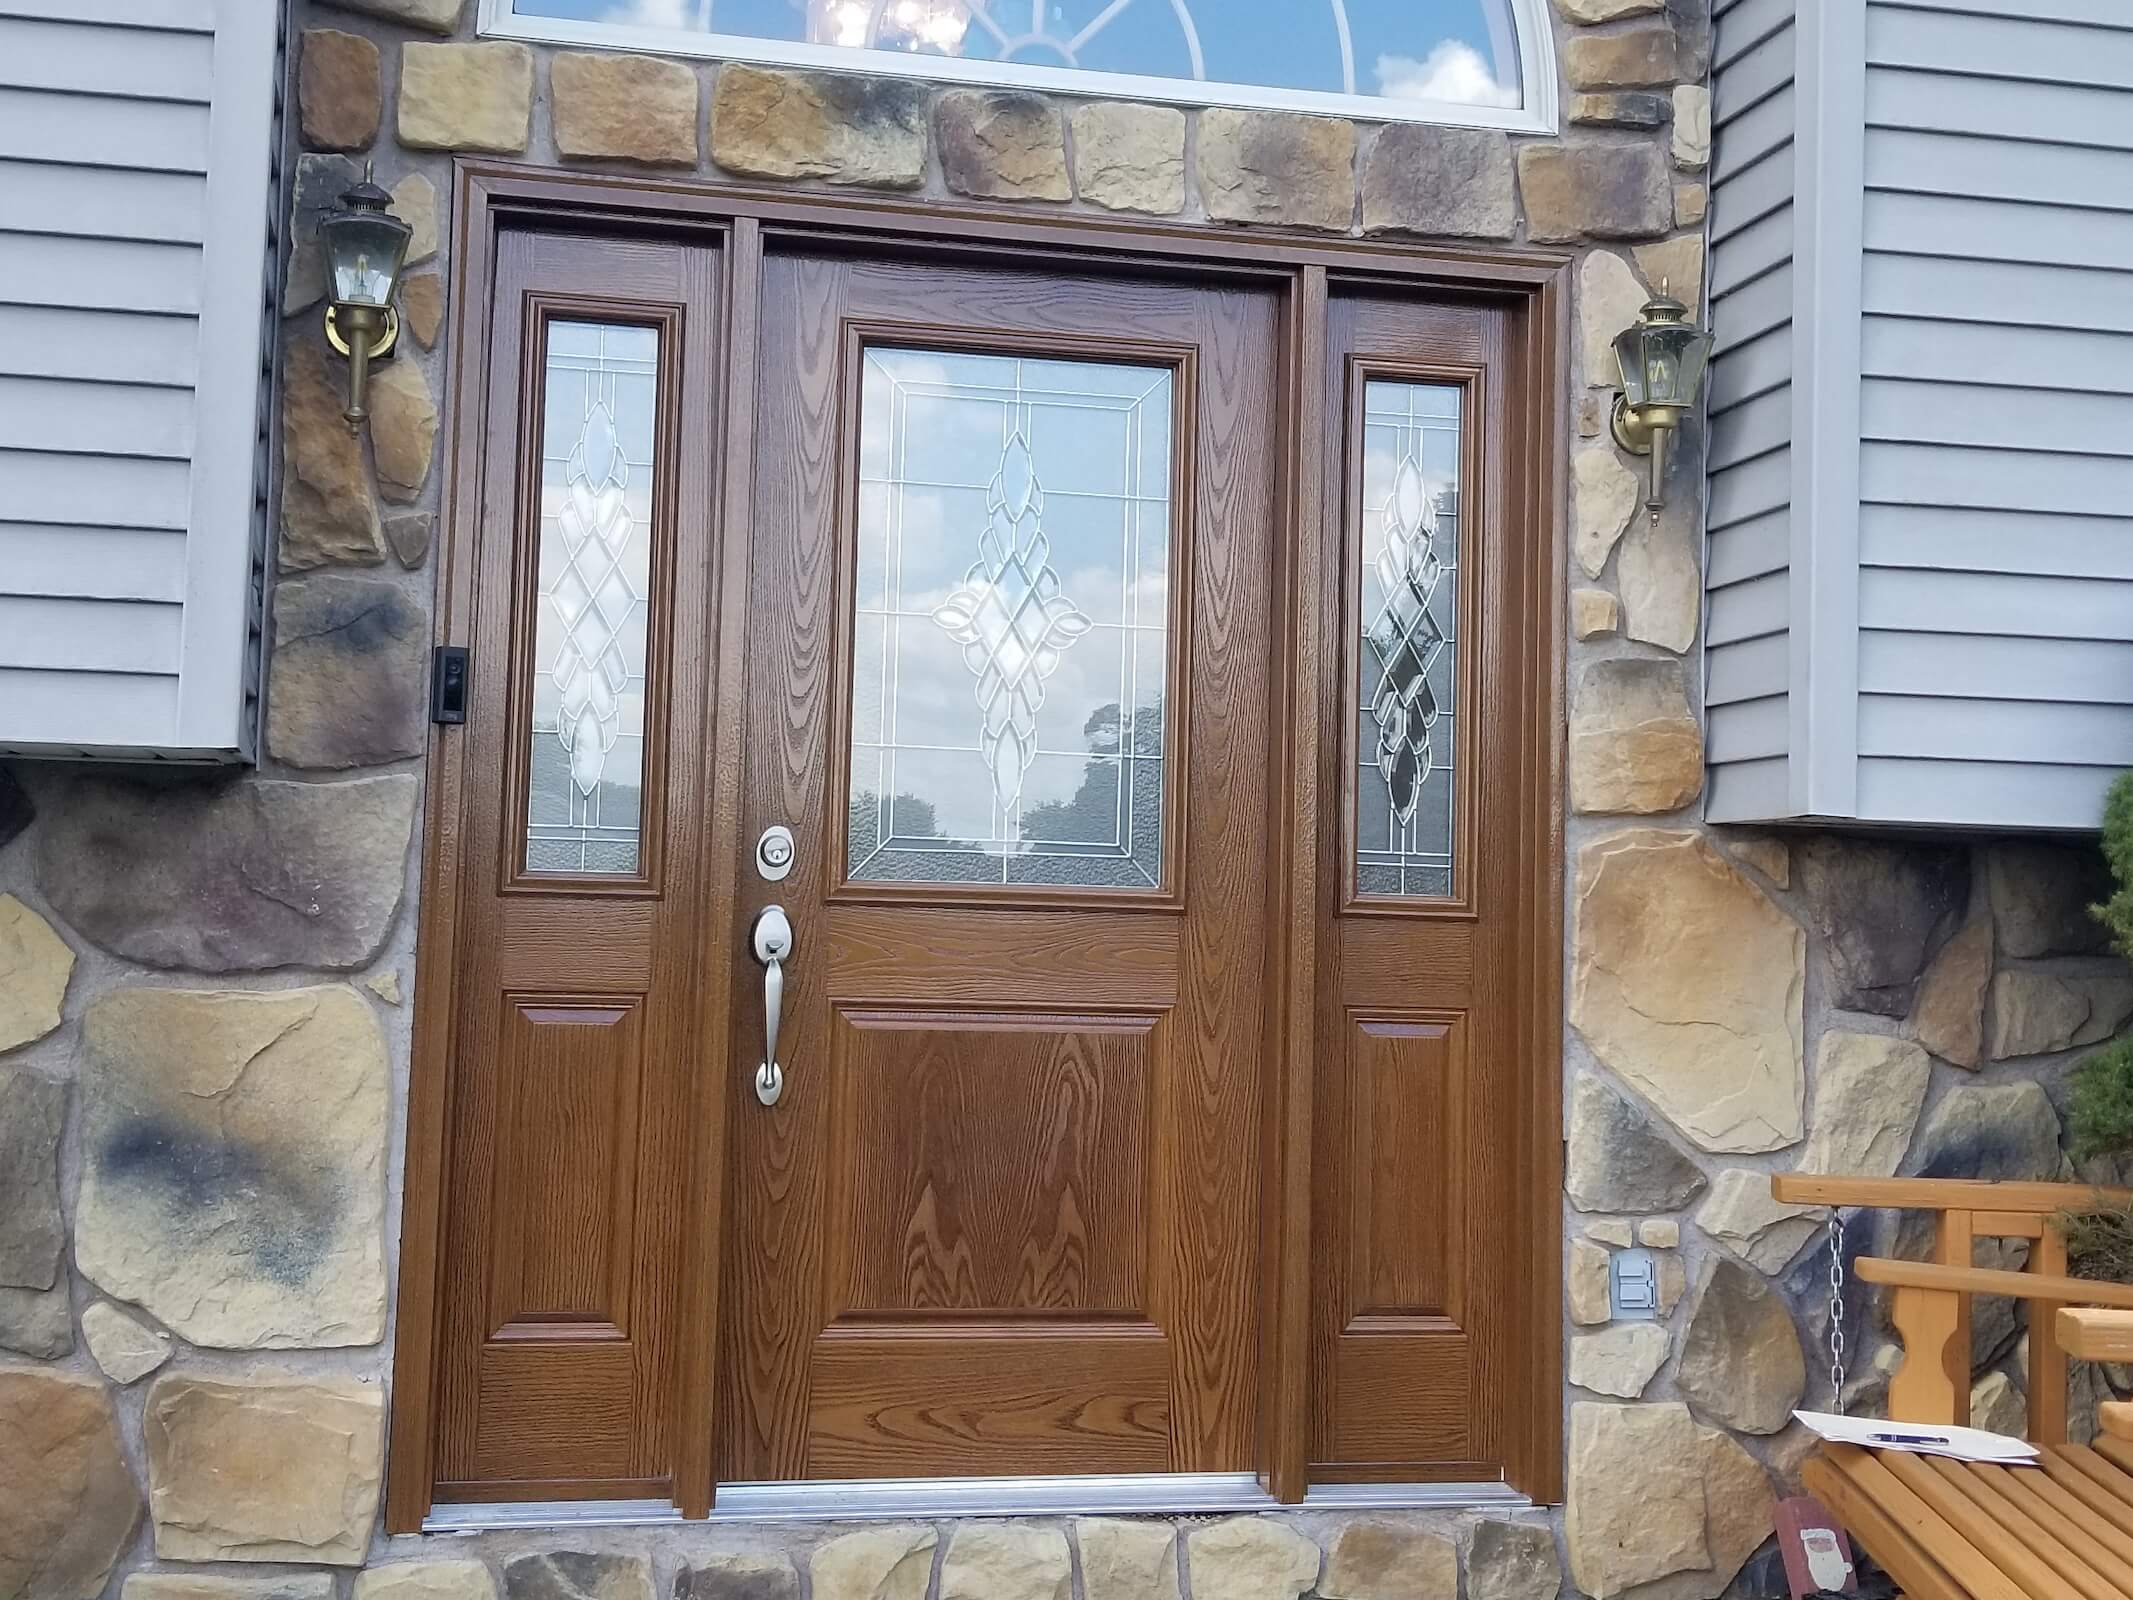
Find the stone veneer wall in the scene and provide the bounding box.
[2,0,2127,1598]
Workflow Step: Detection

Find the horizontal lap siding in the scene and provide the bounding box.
[1706,0,1799,821]
[1853,0,2133,830]
[0,0,272,756]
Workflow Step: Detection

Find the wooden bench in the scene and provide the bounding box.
[1770,1175,2133,1600]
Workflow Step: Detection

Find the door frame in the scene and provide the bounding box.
[387,160,1569,1531]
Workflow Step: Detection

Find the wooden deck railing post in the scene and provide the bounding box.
[1936,1209,1975,1429]
[1888,1285,1966,1426]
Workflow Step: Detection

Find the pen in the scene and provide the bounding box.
[1870,1433,1949,1446]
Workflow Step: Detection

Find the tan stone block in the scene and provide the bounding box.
[1913,912,1991,1068]
[1586,1217,1635,1247]
[1972,1369,2027,1438]
[1572,831,1806,1153]
[0,894,71,1056]
[82,1301,171,1385]
[1676,1256,1805,1433]
[354,1562,498,1600]
[1569,1237,1612,1325]
[1565,1403,1711,1596]
[1520,143,1672,242]
[401,272,444,349]
[503,1554,651,1600]
[1571,587,1620,640]
[317,0,461,31]
[0,1366,141,1600]
[1185,1519,1320,1600]
[1618,510,1699,654]
[1565,24,1680,90]
[1638,1218,1680,1248]
[1695,1169,1816,1274]
[1466,1521,1560,1600]
[937,91,1070,201]
[1803,1032,1930,1177]
[1625,1424,1776,1600]
[1730,835,1789,886]
[1198,108,1356,232]
[940,1526,1070,1600]
[128,1578,335,1600]
[1553,0,1661,19]
[1568,658,1702,816]
[1672,84,1711,169]
[811,1527,935,1600]
[384,513,434,571]
[710,64,926,188]
[1566,1073,1707,1214]
[398,42,532,154]
[77,987,389,1347]
[1070,103,1185,214]
[1569,91,1672,130]
[1572,445,1638,577]
[300,30,381,152]
[389,173,440,268]
[1656,1249,1686,1316]
[1076,1519,1177,1600]
[370,358,438,501]
[1320,1522,1457,1600]
[1673,180,1707,227]
[1579,250,1646,387]
[144,1373,381,1565]
[364,969,405,1005]
[280,339,385,570]
[552,52,700,165]
[678,1553,796,1600]
[1633,235,1705,311]
[1360,124,1515,239]
[1571,1323,1670,1399]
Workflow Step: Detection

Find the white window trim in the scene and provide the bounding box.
[478,0,1560,134]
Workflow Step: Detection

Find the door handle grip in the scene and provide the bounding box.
[752,904,793,1107]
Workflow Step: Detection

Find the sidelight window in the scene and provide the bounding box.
[1354,378,1461,901]
[525,320,661,877]
[480,0,1555,132]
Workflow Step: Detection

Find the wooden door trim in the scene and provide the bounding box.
[388,160,1567,1527]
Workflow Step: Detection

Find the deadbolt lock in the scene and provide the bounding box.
[755,825,795,882]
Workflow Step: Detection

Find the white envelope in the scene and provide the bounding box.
[1794,1410,2043,1465]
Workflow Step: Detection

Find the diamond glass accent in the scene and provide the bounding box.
[1356,379,1460,899]
[849,348,1172,890]
[525,320,659,876]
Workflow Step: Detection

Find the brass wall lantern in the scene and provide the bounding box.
[1610,283,1714,522]
[320,173,413,430]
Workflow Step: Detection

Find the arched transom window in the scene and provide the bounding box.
[484,0,1556,130]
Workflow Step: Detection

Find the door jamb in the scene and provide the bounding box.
[387,160,1568,1530]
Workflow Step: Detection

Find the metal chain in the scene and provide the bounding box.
[1827,1206,1848,1415]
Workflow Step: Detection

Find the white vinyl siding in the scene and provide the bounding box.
[1704,0,1797,824]
[1703,0,2133,831]
[0,0,279,760]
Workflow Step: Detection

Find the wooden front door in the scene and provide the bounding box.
[717,253,1280,1480]
[392,188,1564,1527]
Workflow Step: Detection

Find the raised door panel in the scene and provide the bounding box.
[829,1010,1156,1317]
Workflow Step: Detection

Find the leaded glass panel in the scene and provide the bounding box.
[848,347,1172,890]
[524,320,659,876]
[1355,379,1459,900]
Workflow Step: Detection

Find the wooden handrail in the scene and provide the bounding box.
[1771,1175,2133,1213]
[1854,1257,2133,1310]
[2060,1309,2133,1362]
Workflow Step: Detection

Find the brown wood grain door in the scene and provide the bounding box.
[716,251,1281,1481]
[428,229,722,1502]
[1305,286,1545,1485]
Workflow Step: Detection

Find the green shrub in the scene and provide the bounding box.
[2057,772,2133,1279]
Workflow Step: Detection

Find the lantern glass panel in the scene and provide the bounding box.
[1612,326,1650,408]
[323,213,410,308]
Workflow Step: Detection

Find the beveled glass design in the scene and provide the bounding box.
[1356,380,1460,899]
[495,0,1534,125]
[848,348,1172,890]
[525,320,659,876]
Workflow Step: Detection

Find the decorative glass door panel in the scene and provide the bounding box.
[848,348,1175,891]
[1355,378,1461,901]
[526,321,661,876]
